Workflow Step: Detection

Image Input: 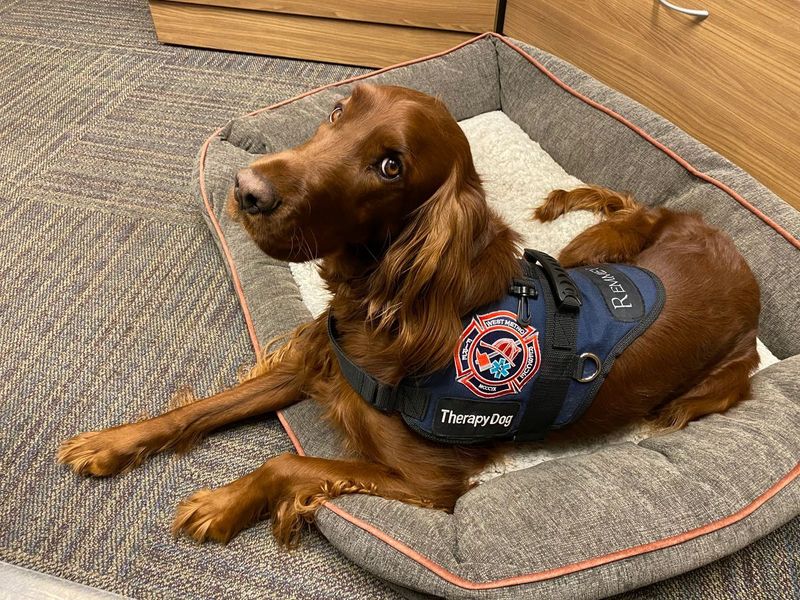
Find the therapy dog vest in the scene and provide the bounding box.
[329,249,665,444]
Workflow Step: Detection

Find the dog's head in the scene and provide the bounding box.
[227,84,483,263]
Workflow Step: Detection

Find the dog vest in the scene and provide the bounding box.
[329,249,665,444]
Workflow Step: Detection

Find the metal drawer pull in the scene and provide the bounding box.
[657,0,709,19]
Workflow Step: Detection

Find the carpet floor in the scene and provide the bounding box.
[0,1,795,598]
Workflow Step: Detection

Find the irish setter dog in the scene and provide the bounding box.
[59,84,760,546]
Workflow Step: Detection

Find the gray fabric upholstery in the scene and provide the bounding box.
[196,34,800,599]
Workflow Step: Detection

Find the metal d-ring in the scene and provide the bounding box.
[576,352,602,383]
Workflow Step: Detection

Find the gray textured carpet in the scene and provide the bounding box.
[0,1,795,599]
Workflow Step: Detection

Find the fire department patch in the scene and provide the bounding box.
[454,310,541,399]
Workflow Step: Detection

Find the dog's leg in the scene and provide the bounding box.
[556,209,661,267]
[58,333,313,477]
[172,453,435,546]
[534,186,662,267]
[651,331,759,430]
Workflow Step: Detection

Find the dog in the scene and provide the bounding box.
[58,84,760,547]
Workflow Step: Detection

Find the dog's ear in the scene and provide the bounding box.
[366,168,490,374]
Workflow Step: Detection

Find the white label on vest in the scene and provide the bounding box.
[431,397,520,439]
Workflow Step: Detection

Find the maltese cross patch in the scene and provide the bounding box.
[454,310,541,399]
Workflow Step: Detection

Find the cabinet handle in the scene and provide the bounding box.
[657,0,709,19]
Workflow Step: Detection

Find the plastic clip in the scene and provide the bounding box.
[509,278,538,326]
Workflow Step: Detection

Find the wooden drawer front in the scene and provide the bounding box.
[149,0,473,68]
[163,0,500,33]
[504,0,800,210]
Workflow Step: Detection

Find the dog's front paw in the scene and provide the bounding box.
[172,486,264,544]
[57,428,146,477]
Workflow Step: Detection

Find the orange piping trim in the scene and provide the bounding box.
[197,127,263,357]
[493,34,800,250]
[323,463,799,589]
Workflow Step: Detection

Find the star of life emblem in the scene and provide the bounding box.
[454,310,541,399]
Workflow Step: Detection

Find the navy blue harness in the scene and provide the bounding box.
[329,249,665,444]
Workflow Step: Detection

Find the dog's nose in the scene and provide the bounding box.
[234,168,282,215]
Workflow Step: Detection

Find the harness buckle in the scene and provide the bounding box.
[509,278,538,326]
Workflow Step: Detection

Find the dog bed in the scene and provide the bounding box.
[194,34,800,599]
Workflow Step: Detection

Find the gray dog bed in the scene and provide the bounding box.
[195,34,800,599]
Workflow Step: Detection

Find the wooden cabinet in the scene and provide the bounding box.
[149,0,501,68]
[503,0,800,210]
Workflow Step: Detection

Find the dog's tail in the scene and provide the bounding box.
[534,185,640,223]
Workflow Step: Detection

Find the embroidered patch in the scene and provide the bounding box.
[454,310,541,399]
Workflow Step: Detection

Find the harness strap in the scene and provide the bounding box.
[327,315,428,420]
[513,251,581,442]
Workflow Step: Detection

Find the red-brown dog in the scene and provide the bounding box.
[59,84,760,546]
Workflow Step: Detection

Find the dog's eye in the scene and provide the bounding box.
[378,157,402,180]
[329,104,343,123]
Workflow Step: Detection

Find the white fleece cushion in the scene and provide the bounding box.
[288,110,779,480]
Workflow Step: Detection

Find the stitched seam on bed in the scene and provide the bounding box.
[231,33,494,122]
[494,35,800,251]
[198,129,262,356]
[322,465,798,589]
[197,31,800,590]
